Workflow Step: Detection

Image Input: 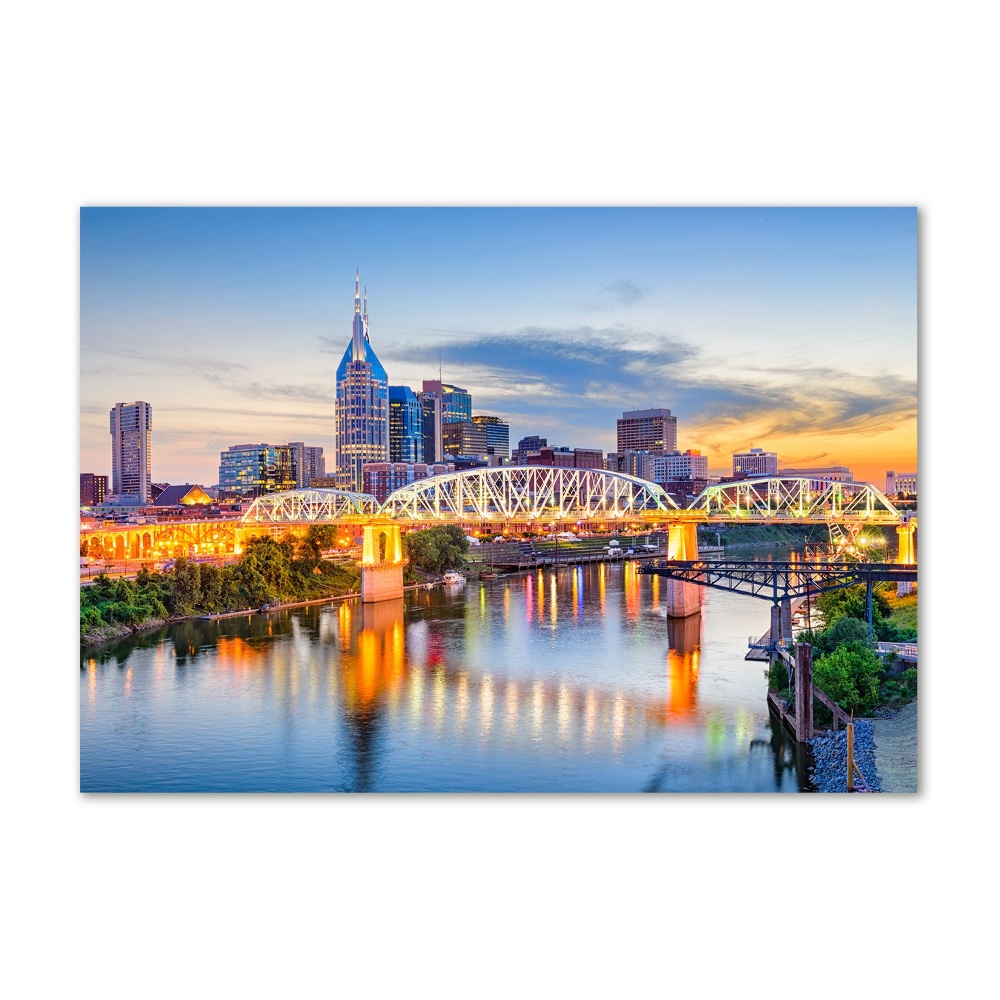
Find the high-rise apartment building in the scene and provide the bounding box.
[733,447,778,478]
[389,386,424,463]
[335,271,389,491]
[287,442,325,488]
[80,473,108,506]
[616,408,677,455]
[110,401,153,502]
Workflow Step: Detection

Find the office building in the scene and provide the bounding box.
[778,465,854,488]
[606,450,655,481]
[422,379,472,424]
[288,442,326,488]
[617,408,677,455]
[80,473,108,506]
[335,271,389,491]
[362,461,455,503]
[651,450,709,484]
[110,401,153,502]
[218,443,297,501]
[417,389,443,464]
[471,415,510,460]
[514,435,547,465]
[885,471,918,496]
[389,385,424,463]
[733,447,778,478]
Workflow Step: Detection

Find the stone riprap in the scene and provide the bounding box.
[808,719,883,793]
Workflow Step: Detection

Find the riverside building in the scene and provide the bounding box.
[617,408,677,455]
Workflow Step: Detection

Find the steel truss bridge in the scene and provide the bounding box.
[80,470,914,562]
[637,560,919,604]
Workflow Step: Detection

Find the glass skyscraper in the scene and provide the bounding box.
[335,271,389,491]
[389,385,423,463]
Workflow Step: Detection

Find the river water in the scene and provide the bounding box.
[80,560,810,792]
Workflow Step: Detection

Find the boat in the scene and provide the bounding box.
[442,570,466,586]
[480,570,498,581]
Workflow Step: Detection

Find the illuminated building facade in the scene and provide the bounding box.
[362,461,455,503]
[778,465,854,489]
[617,408,677,456]
[471,415,510,460]
[652,450,709,484]
[389,385,423,463]
[218,443,297,501]
[335,272,389,491]
[733,447,778,478]
[110,400,153,502]
[422,379,472,424]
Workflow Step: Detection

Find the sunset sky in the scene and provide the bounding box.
[80,206,917,490]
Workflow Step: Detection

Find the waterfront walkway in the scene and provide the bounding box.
[871,700,918,792]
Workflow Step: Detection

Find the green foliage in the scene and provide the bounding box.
[813,615,869,655]
[81,530,364,644]
[404,525,469,575]
[813,642,883,716]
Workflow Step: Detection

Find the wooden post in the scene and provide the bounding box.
[794,642,813,742]
[846,722,855,793]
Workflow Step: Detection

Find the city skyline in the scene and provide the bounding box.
[80,207,917,489]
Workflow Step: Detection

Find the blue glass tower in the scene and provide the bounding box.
[335,271,389,491]
[389,385,423,463]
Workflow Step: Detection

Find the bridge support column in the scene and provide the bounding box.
[360,523,404,603]
[667,522,699,561]
[666,579,701,618]
[780,599,793,646]
[896,520,916,597]
[794,643,814,743]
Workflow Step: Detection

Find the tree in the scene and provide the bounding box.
[403,525,469,575]
[813,642,883,716]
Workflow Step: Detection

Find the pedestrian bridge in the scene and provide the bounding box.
[80,468,915,563]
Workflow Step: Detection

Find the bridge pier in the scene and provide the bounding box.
[360,523,404,603]
[896,519,917,597]
[666,521,701,617]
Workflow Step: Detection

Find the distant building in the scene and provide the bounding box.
[334,272,388,491]
[362,461,455,503]
[605,450,655,481]
[651,450,709,484]
[287,442,326,488]
[471,415,510,460]
[778,465,854,486]
[389,386,423,464]
[417,389,443,464]
[617,408,677,455]
[885,471,917,496]
[523,446,603,470]
[733,447,778,478]
[514,435,547,465]
[110,400,153,503]
[80,473,107,506]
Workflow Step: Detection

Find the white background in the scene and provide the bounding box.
[2,2,990,996]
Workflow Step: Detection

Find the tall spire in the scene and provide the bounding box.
[354,267,361,314]
[363,285,369,342]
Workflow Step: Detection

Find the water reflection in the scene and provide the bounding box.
[81,561,804,792]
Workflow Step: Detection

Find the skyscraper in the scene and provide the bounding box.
[389,385,423,463]
[288,442,326,488]
[335,271,389,491]
[109,401,152,502]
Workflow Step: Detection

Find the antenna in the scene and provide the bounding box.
[439,349,442,382]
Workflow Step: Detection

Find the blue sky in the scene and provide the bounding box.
[80,206,917,487]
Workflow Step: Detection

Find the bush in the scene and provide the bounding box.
[813,642,883,716]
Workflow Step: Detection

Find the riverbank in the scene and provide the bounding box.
[871,700,918,792]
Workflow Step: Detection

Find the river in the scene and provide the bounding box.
[80,559,811,792]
